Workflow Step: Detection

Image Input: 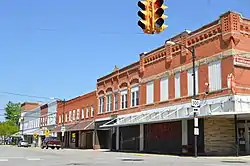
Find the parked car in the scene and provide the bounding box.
[18,140,29,147]
[41,136,61,150]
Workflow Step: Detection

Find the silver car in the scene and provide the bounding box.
[18,140,29,147]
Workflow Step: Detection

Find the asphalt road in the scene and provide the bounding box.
[0,145,250,166]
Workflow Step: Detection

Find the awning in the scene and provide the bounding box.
[67,120,95,131]
[23,128,40,135]
[52,124,74,132]
[101,95,235,128]
[11,132,22,137]
[53,120,95,132]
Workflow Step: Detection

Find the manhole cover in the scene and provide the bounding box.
[121,158,144,162]
[221,160,247,164]
[67,163,87,165]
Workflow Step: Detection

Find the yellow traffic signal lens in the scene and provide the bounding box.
[155,8,164,17]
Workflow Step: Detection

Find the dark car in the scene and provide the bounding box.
[41,136,61,150]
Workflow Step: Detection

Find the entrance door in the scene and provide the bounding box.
[238,127,246,153]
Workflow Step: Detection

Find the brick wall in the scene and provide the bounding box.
[204,117,236,155]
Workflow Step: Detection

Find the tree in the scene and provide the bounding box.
[4,101,22,126]
[0,120,19,136]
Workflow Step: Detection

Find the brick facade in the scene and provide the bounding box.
[57,91,96,125]
[204,117,236,155]
[40,104,48,127]
[95,11,250,119]
[96,62,140,119]
[21,102,40,112]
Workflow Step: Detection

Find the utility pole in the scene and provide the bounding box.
[61,99,66,149]
[166,40,200,157]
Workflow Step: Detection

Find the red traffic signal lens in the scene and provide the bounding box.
[154,0,164,8]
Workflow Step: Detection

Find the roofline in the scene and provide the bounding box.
[58,90,96,106]
[97,61,140,83]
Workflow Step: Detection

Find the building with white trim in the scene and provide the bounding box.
[96,11,250,156]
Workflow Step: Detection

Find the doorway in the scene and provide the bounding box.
[237,120,250,155]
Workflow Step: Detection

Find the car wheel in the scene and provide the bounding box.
[57,147,60,150]
[51,147,55,149]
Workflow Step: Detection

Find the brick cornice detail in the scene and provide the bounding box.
[141,49,239,83]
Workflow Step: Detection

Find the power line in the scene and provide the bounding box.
[0,91,53,100]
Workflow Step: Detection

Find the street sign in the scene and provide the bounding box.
[191,99,200,107]
[194,117,198,127]
[45,129,50,137]
[33,133,38,139]
[61,126,66,132]
[193,107,200,113]
[194,128,199,135]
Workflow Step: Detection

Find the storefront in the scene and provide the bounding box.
[237,119,250,155]
[94,119,112,149]
[101,95,250,156]
[144,121,182,154]
[119,125,140,152]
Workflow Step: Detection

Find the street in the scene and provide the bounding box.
[0,146,250,166]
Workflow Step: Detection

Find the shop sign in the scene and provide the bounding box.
[234,56,250,68]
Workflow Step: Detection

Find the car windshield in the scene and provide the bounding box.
[48,137,60,141]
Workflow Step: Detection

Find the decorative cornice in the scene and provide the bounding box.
[141,49,241,83]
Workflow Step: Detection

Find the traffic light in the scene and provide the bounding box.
[137,0,153,34]
[152,0,168,33]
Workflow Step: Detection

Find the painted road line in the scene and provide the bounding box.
[26,158,42,161]
[0,159,8,162]
[205,164,232,166]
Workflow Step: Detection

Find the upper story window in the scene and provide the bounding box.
[73,110,76,121]
[188,67,199,96]
[69,111,72,122]
[81,109,84,119]
[114,92,118,111]
[106,94,112,112]
[76,109,80,120]
[160,76,169,101]
[120,89,128,109]
[208,60,222,92]
[146,81,154,104]
[91,105,94,117]
[98,96,104,114]
[61,115,64,124]
[175,72,181,98]
[86,108,89,118]
[65,113,68,122]
[131,86,139,107]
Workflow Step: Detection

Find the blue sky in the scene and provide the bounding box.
[0,0,250,121]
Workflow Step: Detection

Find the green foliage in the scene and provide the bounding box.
[0,120,19,136]
[4,101,22,126]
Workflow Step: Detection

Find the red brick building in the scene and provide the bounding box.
[55,91,97,149]
[97,11,250,155]
[21,102,41,112]
[95,63,140,149]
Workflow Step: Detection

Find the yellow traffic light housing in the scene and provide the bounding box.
[137,0,153,34]
[152,0,168,34]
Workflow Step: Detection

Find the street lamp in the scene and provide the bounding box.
[166,40,198,157]
[51,97,66,149]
